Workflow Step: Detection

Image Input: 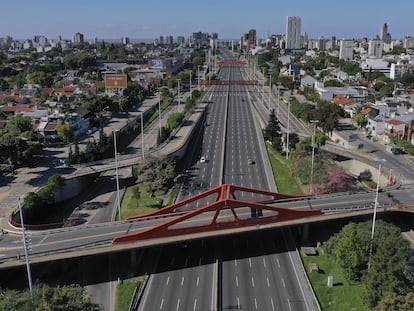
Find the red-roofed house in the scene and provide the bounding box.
[332,95,360,117]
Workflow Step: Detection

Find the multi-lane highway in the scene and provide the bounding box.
[138,54,315,310]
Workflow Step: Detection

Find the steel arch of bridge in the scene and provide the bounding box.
[112,184,320,244]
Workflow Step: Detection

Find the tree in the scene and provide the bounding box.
[353,112,367,129]
[374,292,414,311]
[56,123,74,143]
[26,71,53,87]
[0,284,100,311]
[5,115,32,136]
[314,168,356,194]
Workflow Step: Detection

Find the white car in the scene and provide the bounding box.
[200,156,206,163]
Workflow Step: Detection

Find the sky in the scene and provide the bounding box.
[1,0,414,41]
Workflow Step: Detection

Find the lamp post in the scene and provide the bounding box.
[17,197,33,294]
[141,112,145,161]
[310,120,320,191]
[158,93,162,136]
[286,98,291,160]
[177,79,181,108]
[368,158,386,270]
[113,130,121,221]
[197,66,200,90]
[268,73,272,112]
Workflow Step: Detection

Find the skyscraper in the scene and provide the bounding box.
[286,16,301,50]
[380,23,391,44]
[339,39,354,60]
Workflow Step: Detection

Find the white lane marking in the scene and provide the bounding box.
[193,298,197,311]
[251,277,255,288]
[263,258,266,268]
[267,277,270,287]
[236,275,239,287]
[248,258,252,268]
[282,278,286,288]
[237,297,240,307]
[166,276,170,286]
[176,298,180,310]
[254,297,258,309]
[39,236,48,244]
[288,299,292,310]
[234,258,237,267]
[160,298,164,310]
[271,297,275,310]
[181,276,185,286]
[276,259,280,268]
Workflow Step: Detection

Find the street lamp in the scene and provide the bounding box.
[141,112,145,161]
[310,120,320,191]
[177,79,181,108]
[286,98,291,160]
[268,73,272,112]
[17,196,33,294]
[158,92,162,136]
[368,158,386,270]
[113,130,121,221]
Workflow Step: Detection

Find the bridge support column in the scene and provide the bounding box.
[129,249,137,272]
[302,223,310,242]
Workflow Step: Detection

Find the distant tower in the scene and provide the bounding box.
[72,32,84,44]
[286,16,301,50]
[339,39,354,60]
[248,29,257,47]
[380,23,391,44]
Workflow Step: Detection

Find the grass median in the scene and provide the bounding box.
[301,247,368,311]
[115,277,143,311]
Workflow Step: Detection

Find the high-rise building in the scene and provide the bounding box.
[286,16,301,49]
[248,29,257,47]
[368,39,383,58]
[331,36,337,50]
[122,37,130,45]
[403,36,414,49]
[380,23,392,44]
[72,32,84,44]
[339,39,354,60]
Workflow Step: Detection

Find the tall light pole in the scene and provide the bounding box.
[262,68,265,107]
[113,129,121,221]
[158,92,162,136]
[368,158,386,270]
[189,71,192,98]
[310,120,320,191]
[17,197,33,294]
[197,66,200,90]
[141,112,145,161]
[268,73,272,112]
[177,79,181,108]
[286,99,291,160]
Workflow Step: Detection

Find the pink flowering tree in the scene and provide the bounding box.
[312,168,356,194]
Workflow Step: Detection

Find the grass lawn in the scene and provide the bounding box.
[301,247,369,311]
[115,278,142,311]
[266,143,303,194]
[120,183,163,219]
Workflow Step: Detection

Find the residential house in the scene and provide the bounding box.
[331,95,360,117]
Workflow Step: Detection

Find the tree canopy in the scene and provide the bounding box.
[0,284,99,311]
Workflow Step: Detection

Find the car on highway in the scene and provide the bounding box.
[200,156,206,163]
[248,159,255,165]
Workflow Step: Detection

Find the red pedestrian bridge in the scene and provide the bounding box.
[113,184,321,244]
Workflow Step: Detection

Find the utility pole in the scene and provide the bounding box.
[17,196,33,294]
[113,129,121,221]
[310,120,320,191]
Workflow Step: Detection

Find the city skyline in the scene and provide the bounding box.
[2,0,414,40]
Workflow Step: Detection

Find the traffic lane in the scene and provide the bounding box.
[139,240,215,311]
